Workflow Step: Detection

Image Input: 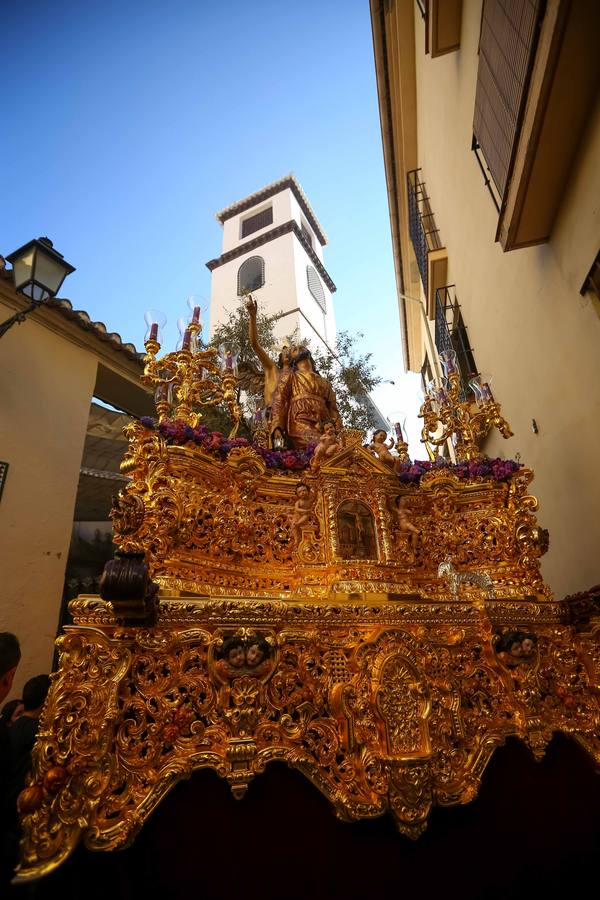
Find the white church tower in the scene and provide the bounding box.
[206,175,336,353]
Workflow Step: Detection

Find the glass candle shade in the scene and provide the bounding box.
[468,374,494,405]
[154,383,173,405]
[439,349,458,377]
[219,346,238,375]
[144,310,167,344]
[186,295,205,325]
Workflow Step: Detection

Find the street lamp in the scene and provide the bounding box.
[1,237,75,339]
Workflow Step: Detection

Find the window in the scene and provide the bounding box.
[301,222,313,247]
[237,256,265,295]
[473,0,543,198]
[306,265,326,313]
[241,207,273,239]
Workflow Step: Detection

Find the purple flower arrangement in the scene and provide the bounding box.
[139,418,314,471]
[139,418,521,481]
[395,457,521,484]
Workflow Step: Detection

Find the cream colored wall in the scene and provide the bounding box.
[221,191,292,252]
[0,299,97,698]
[412,1,600,597]
[209,231,304,346]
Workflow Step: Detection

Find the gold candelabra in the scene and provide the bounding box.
[142,313,242,438]
[419,352,513,461]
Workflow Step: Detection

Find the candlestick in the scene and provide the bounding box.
[182,328,192,351]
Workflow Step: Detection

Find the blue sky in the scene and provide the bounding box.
[1,0,423,451]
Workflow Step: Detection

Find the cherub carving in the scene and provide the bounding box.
[310,420,342,469]
[394,495,420,552]
[368,429,396,467]
[290,482,315,544]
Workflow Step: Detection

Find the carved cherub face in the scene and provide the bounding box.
[246,643,264,667]
[227,645,245,668]
[323,422,336,437]
[510,640,523,657]
[521,637,535,656]
[296,484,309,498]
[373,430,387,443]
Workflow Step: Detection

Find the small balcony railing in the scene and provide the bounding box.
[434,285,478,401]
[407,169,444,308]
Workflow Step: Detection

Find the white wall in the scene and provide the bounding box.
[221,190,293,253]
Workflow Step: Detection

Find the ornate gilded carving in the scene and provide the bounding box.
[15,598,600,880]
[15,330,599,884]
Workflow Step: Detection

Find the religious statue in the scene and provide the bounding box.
[368,429,396,467]
[270,344,342,450]
[290,482,315,544]
[394,495,420,552]
[310,420,342,469]
[245,295,291,409]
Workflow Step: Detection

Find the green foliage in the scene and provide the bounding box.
[210,302,279,373]
[209,305,383,433]
[311,330,382,431]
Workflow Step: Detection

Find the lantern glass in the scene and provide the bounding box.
[6,237,75,303]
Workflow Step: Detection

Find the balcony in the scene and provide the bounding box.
[407,169,448,318]
[434,285,478,400]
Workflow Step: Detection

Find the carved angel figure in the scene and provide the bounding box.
[368,429,396,466]
[310,420,342,469]
[394,495,420,551]
[290,482,315,544]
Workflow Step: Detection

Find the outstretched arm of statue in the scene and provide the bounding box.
[246,295,275,374]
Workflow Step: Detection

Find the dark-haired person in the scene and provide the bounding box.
[0,633,20,889]
[3,674,50,885]
[8,674,51,796]
[0,700,23,728]
[0,634,20,706]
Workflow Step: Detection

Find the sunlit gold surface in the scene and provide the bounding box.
[15,596,600,881]
[142,326,242,437]
[15,370,600,883]
[420,372,513,460]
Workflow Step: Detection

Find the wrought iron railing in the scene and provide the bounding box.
[435,285,478,401]
[407,169,442,298]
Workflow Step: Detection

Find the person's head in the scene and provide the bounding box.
[373,429,387,442]
[246,639,270,668]
[0,633,21,704]
[395,495,407,509]
[222,637,245,668]
[323,421,336,436]
[22,674,50,715]
[296,483,309,498]
[0,698,23,726]
[509,640,523,657]
[290,345,316,371]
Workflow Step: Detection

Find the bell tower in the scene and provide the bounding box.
[206,175,336,352]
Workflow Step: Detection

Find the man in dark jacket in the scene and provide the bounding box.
[0,633,21,890]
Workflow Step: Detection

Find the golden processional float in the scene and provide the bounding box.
[15,301,600,882]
